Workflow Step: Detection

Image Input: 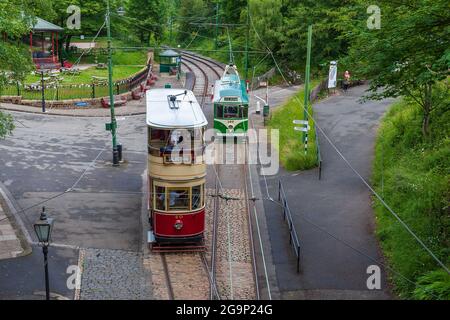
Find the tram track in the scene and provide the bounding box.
[155,50,263,300]
[157,51,223,300]
[183,51,261,300]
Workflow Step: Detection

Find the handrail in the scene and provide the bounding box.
[277,180,301,273]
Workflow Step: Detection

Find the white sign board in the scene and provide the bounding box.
[328,61,337,89]
[293,120,309,125]
[294,126,310,132]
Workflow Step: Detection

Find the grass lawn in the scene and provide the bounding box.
[268,80,320,171]
[372,98,450,299]
[24,65,144,85]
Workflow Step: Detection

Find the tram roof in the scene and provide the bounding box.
[146,89,208,129]
[213,76,249,104]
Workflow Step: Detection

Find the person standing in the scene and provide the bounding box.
[343,70,351,92]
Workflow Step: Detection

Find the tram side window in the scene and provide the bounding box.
[216,105,224,118]
[155,186,166,211]
[168,188,190,210]
[192,185,202,210]
[242,106,248,118]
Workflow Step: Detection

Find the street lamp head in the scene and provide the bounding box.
[33,207,54,245]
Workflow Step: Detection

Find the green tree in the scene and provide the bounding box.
[0,0,49,138]
[343,0,450,137]
[127,0,168,44]
[50,0,121,50]
[177,0,209,42]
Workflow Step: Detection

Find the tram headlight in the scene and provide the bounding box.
[174,220,183,230]
[228,125,234,131]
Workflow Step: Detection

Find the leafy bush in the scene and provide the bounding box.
[413,270,450,300]
[373,98,450,299]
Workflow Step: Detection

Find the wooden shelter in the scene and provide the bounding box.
[29,17,64,70]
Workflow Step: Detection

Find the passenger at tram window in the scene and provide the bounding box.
[192,185,202,210]
[160,130,183,153]
[155,186,166,210]
[170,130,184,146]
[168,189,189,210]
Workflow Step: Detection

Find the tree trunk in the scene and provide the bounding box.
[65,35,73,51]
[422,84,432,137]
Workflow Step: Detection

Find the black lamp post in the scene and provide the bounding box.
[33,207,54,300]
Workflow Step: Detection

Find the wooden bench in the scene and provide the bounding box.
[101,96,127,108]
[132,89,145,100]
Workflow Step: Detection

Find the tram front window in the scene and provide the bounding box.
[168,188,190,210]
[192,185,202,210]
[217,105,246,119]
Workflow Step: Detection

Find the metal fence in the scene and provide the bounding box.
[0,65,151,102]
[277,180,301,273]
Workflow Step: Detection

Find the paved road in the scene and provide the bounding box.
[259,85,395,299]
[0,245,78,300]
[0,112,147,250]
[0,109,153,299]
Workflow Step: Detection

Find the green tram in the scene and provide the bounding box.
[212,65,249,140]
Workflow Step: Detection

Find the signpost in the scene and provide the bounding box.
[293,120,310,132]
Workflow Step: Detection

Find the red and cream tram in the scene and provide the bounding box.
[146,89,208,250]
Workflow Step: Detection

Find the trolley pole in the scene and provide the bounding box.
[106,0,119,166]
[245,0,250,81]
[302,25,313,153]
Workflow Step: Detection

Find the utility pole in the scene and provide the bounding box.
[245,0,250,81]
[303,25,313,154]
[214,3,220,50]
[106,0,119,166]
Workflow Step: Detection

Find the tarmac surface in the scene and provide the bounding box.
[0,107,151,299]
[259,85,395,299]
[0,68,396,300]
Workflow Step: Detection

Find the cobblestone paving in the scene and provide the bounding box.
[79,248,152,300]
[143,252,209,300]
[215,188,255,300]
[205,187,256,300]
[0,201,24,260]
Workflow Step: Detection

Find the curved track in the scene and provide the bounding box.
[182,51,260,299]
[158,50,263,300]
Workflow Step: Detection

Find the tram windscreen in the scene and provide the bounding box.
[168,188,190,210]
[216,105,247,119]
[192,186,201,210]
